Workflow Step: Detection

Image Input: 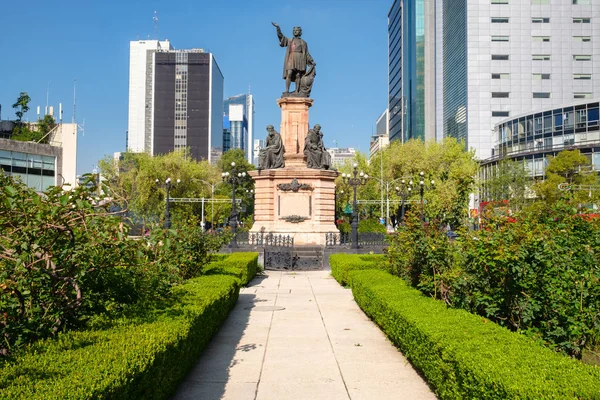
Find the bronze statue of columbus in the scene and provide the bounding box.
[272,22,316,97]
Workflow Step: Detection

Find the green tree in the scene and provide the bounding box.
[99,150,219,228]
[482,159,530,212]
[11,92,33,139]
[366,138,478,228]
[12,92,30,123]
[533,150,599,207]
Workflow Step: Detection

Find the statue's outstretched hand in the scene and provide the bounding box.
[272,22,279,28]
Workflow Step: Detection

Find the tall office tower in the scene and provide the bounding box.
[127,41,224,162]
[223,93,255,163]
[444,0,599,160]
[370,109,390,158]
[128,39,173,153]
[388,0,436,143]
[253,138,265,167]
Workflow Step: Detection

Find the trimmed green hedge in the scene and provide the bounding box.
[330,253,386,286]
[347,269,600,399]
[203,252,259,286]
[0,253,260,400]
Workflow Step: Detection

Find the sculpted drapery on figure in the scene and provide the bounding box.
[304,124,332,170]
[258,125,285,170]
[272,22,316,97]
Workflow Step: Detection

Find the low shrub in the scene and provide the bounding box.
[348,269,600,399]
[202,252,258,286]
[0,275,240,400]
[330,253,386,286]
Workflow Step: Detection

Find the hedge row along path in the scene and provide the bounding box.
[173,270,434,400]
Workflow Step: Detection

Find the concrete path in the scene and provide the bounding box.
[173,270,435,400]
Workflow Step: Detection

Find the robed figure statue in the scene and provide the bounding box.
[272,22,316,97]
[258,125,285,170]
[304,124,332,170]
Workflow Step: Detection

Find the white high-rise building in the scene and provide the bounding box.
[127,39,173,153]
[389,0,600,160]
[440,0,600,160]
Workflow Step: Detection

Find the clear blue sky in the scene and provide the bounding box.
[0,0,390,174]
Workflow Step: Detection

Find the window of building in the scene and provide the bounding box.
[492,73,510,79]
[491,35,509,42]
[532,54,551,60]
[532,17,550,23]
[532,0,549,3]
[492,111,510,117]
[573,18,591,23]
[491,17,510,23]
[533,73,551,79]
[573,36,591,42]
[574,74,592,80]
[573,0,591,3]
[491,0,509,3]
[574,93,592,99]
[532,36,550,42]
[492,92,510,98]
[533,92,551,98]
[492,54,510,60]
[573,55,592,61]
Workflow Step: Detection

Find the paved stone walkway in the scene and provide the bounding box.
[173,270,435,400]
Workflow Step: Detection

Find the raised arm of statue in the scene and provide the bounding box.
[272,22,286,46]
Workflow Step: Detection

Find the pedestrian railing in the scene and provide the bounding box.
[235,232,294,247]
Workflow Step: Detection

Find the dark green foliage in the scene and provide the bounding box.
[330,253,386,286]
[0,275,240,400]
[0,175,230,355]
[347,270,600,399]
[387,203,600,358]
[203,252,258,286]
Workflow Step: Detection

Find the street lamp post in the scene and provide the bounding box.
[417,171,435,222]
[155,177,180,229]
[245,189,255,223]
[222,162,247,248]
[369,176,407,230]
[342,163,368,249]
[193,179,220,231]
[395,179,413,225]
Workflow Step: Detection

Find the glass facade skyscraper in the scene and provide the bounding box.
[389,0,436,143]
[442,0,467,145]
[388,0,402,142]
[223,93,255,164]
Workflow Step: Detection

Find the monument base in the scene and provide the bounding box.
[249,168,338,245]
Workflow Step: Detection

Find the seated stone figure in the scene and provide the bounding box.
[258,125,285,170]
[304,124,332,170]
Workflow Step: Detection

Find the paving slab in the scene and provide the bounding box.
[172,270,435,400]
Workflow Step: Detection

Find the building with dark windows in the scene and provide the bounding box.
[127,40,224,163]
[480,100,600,201]
[388,0,436,143]
[223,93,255,163]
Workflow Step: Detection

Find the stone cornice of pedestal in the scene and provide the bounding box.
[276,97,314,107]
[248,168,338,179]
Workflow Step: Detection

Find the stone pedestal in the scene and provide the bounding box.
[277,97,313,168]
[249,169,337,245]
[249,97,338,245]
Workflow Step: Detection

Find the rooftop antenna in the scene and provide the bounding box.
[153,11,159,40]
[72,79,76,125]
[45,82,50,116]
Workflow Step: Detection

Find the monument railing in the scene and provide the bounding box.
[325,232,388,247]
[235,232,294,247]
